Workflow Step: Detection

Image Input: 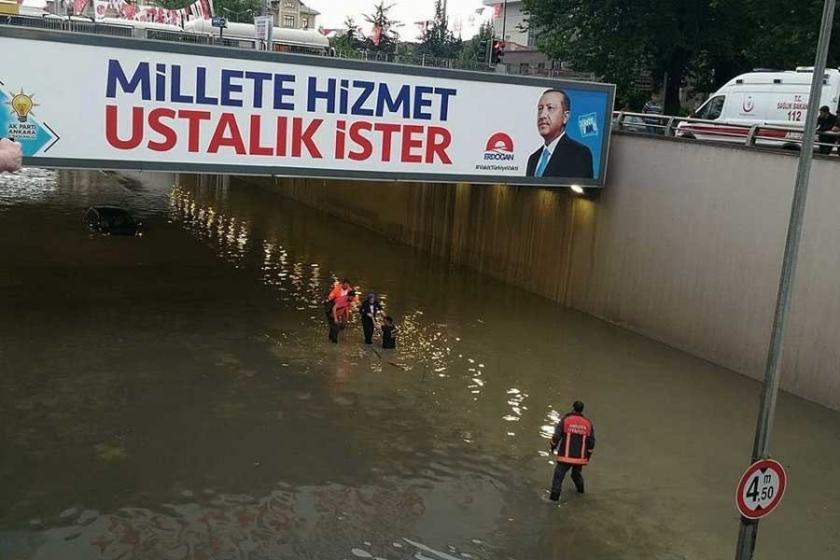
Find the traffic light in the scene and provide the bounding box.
[491,40,505,64]
[478,38,489,61]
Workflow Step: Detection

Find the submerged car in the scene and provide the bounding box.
[83,206,143,236]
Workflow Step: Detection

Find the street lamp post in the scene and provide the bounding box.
[221,7,252,23]
[733,0,836,558]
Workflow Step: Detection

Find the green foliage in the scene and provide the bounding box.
[330,16,365,52]
[459,20,493,64]
[198,0,262,23]
[417,0,463,59]
[142,0,196,9]
[522,0,840,114]
[363,1,402,54]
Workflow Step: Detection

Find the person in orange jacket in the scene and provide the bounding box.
[549,400,595,500]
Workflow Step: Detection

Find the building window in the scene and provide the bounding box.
[283,0,295,7]
[301,16,308,29]
[283,15,295,28]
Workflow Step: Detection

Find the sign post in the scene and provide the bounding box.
[211,16,226,42]
[734,0,835,558]
[253,15,272,51]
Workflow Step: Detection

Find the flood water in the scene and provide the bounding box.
[1,169,839,560]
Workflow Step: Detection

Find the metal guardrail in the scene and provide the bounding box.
[0,14,133,36]
[1,15,327,55]
[0,15,571,76]
[145,29,210,44]
[333,49,494,73]
[612,111,840,154]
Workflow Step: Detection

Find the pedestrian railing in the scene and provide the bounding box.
[1,14,133,36]
[332,49,494,73]
[612,111,840,155]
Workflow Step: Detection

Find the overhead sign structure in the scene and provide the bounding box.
[735,459,787,520]
[0,26,614,187]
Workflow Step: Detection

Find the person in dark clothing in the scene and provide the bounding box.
[817,105,839,155]
[642,92,664,135]
[381,316,396,349]
[359,292,381,344]
[549,400,595,501]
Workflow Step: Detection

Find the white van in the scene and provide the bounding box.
[677,67,840,146]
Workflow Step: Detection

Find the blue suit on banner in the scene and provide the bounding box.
[525,89,593,180]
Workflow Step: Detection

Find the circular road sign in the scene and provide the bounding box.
[736,458,787,520]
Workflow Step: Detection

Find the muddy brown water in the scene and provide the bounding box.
[0,169,838,559]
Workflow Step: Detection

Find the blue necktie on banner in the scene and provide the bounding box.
[535,147,551,177]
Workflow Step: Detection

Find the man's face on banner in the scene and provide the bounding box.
[537,91,570,142]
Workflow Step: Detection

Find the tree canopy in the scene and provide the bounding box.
[417,0,462,59]
[460,20,494,65]
[522,0,840,113]
[330,16,365,53]
[211,0,261,23]
[363,1,402,54]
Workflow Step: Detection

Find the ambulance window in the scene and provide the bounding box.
[696,95,725,120]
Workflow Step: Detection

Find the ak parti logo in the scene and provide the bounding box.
[483,132,515,161]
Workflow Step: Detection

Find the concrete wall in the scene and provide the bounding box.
[260,136,840,409]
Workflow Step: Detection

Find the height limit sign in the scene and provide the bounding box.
[736,459,787,519]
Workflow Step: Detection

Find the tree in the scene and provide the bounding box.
[522,0,748,114]
[363,1,402,55]
[460,21,494,65]
[740,1,840,72]
[417,0,463,59]
[211,0,260,23]
[330,16,365,54]
[523,0,840,114]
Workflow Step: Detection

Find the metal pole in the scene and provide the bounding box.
[734,1,836,559]
[260,0,268,50]
[501,0,507,42]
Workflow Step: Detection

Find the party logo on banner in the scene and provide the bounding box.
[1,83,60,156]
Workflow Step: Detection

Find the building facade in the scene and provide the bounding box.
[482,0,567,78]
[482,0,530,46]
[275,0,319,30]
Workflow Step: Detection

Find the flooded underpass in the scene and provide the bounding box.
[1,170,839,560]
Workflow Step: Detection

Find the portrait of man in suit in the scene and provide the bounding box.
[525,89,594,180]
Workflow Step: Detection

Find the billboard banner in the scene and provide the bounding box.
[0,27,615,187]
[92,0,213,26]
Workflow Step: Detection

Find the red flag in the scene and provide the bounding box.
[371,24,382,45]
[72,0,88,13]
[493,4,502,17]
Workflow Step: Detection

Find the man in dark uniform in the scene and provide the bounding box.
[526,89,593,180]
[359,292,381,345]
[549,400,595,501]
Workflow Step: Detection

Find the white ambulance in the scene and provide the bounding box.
[677,67,840,146]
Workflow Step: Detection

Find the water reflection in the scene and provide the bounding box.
[168,186,461,386]
[0,168,58,209]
